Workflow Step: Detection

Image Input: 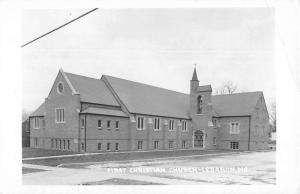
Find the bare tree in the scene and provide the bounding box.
[214,80,238,95]
[269,102,276,132]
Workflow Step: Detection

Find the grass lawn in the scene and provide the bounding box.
[80,178,165,185]
[22,149,233,167]
[22,167,47,174]
[22,147,78,158]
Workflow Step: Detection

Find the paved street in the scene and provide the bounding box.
[23,151,275,185]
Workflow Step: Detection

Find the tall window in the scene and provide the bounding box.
[182,121,187,131]
[182,140,186,149]
[115,121,119,129]
[98,120,102,129]
[154,140,159,150]
[63,140,66,150]
[169,120,175,131]
[81,142,85,151]
[230,122,240,134]
[42,119,45,129]
[55,139,58,149]
[55,108,65,123]
[213,137,217,145]
[67,140,70,150]
[34,138,38,147]
[98,143,102,150]
[154,118,160,131]
[115,143,119,151]
[33,118,40,129]
[137,141,143,150]
[59,139,62,149]
[51,139,54,148]
[107,120,111,129]
[81,118,85,128]
[169,141,174,149]
[137,116,145,130]
[197,95,203,114]
[106,143,110,151]
[230,141,239,150]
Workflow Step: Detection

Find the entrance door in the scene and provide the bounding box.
[194,130,204,148]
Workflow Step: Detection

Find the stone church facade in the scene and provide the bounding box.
[29,68,270,152]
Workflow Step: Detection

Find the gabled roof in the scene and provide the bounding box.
[103,75,190,119]
[65,72,120,106]
[197,85,212,92]
[211,91,263,117]
[30,102,45,117]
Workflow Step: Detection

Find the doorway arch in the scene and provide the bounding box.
[194,130,204,148]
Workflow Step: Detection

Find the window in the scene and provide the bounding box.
[213,137,217,145]
[57,82,64,94]
[182,121,187,131]
[197,95,203,114]
[212,119,218,128]
[81,118,85,128]
[34,138,38,147]
[106,143,110,151]
[55,139,58,149]
[115,121,119,129]
[230,122,240,134]
[33,118,40,129]
[59,139,62,149]
[63,140,66,150]
[55,108,65,123]
[115,143,119,151]
[42,119,45,129]
[169,141,174,149]
[98,143,102,150]
[107,120,111,129]
[98,120,102,129]
[154,140,159,150]
[81,143,85,151]
[51,139,54,148]
[169,120,175,131]
[137,141,143,150]
[182,140,186,149]
[230,141,239,150]
[67,140,70,150]
[154,118,160,131]
[137,116,145,130]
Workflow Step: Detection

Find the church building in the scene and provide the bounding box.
[29,68,270,152]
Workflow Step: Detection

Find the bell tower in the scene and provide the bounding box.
[189,65,215,150]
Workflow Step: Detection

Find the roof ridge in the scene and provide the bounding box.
[103,74,189,96]
[65,72,101,81]
[212,91,262,97]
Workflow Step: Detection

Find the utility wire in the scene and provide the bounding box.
[21,8,98,48]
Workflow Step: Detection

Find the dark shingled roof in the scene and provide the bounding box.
[65,72,120,106]
[104,75,262,118]
[103,75,191,119]
[211,91,263,116]
[30,102,45,117]
[197,85,212,92]
[30,71,263,119]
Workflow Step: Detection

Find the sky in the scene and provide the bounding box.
[22,8,275,113]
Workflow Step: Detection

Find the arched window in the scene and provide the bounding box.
[197,95,203,114]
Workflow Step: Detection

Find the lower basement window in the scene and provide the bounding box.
[230,141,239,150]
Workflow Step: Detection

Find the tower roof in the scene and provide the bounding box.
[191,67,199,81]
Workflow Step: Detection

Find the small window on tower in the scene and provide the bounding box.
[197,95,203,114]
